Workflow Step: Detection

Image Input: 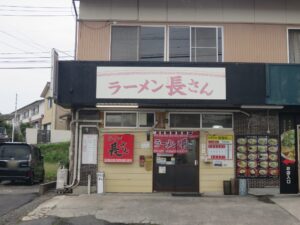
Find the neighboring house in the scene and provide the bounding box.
[26,82,71,144]
[40,82,70,131]
[10,99,44,129]
[53,0,300,194]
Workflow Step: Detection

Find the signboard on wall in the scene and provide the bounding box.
[207,135,233,160]
[82,134,98,164]
[96,67,226,100]
[236,135,280,178]
[153,131,199,154]
[103,134,134,163]
[280,115,298,194]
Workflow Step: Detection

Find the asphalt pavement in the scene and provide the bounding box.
[20,193,300,225]
[0,180,52,225]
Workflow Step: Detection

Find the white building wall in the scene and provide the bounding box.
[79,0,300,25]
[51,130,71,143]
[26,128,38,144]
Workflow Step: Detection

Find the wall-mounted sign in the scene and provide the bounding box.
[153,131,199,154]
[207,135,233,160]
[103,134,134,163]
[96,67,226,100]
[82,134,98,164]
[280,115,298,194]
[236,135,279,179]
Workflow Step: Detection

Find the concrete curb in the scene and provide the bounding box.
[39,181,56,195]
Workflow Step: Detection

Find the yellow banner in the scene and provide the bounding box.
[207,135,233,141]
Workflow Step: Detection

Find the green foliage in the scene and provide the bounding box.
[38,142,69,167]
[44,162,59,181]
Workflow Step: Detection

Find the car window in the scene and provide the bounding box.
[0,145,30,160]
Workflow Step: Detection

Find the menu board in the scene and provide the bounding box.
[236,135,279,178]
[207,135,233,160]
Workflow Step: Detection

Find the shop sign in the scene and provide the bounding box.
[96,67,226,100]
[153,131,199,154]
[103,134,134,163]
[207,135,233,160]
[280,116,298,194]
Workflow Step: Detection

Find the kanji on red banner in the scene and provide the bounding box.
[153,131,199,154]
[103,134,134,163]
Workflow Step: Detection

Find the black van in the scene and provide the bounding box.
[0,143,45,184]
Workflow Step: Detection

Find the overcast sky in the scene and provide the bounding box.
[0,0,76,114]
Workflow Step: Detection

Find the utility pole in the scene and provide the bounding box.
[12,93,17,142]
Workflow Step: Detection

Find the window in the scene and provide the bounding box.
[288,29,300,63]
[139,27,164,61]
[191,27,222,62]
[23,111,29,118]
[111,26,165,61]
[111,26,138,61]
[170,113,200,128]
[105,112,155,128]
[169,26,222,62]
[169,27,190,62]
[202,114,232,128]
[111,25,223,62]
[138,112,155,127]
[169,113,232,128]
[105,112,136,127]
[32,106,39,115]
[47,98,53,109]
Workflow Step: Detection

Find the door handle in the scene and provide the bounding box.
[194,160,198,166]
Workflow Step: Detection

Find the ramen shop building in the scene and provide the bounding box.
[54,0,300,194]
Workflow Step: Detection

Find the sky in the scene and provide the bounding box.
[0,0,76,114]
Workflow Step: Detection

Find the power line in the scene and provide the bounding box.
[0,9,71,12]
[0,66,51,69]
[0,50,73,55]
[0,40,29,53]
[0,30,46,52]
[0,14,73,17]
[0,56,72,59]
[0,60,51,63]
[0,5,71,9]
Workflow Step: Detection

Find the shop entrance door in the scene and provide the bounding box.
[153,135,199,192]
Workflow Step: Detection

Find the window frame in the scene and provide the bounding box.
[168,112,201,129]
[201,112,233,129]
[104,111,156,128]
[110,24,224,63]
[189,25,224,62]
[110,24,167,62]
[287,27,300,63]
[168,112,233,129]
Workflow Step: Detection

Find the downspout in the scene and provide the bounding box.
[66,109,80,188]
[72,0,78,60]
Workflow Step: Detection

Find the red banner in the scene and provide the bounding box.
[153,131,199,154]
[103,134,134,163]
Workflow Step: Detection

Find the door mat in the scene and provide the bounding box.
[172,192,202,197]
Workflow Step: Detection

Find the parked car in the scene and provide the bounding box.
[0,127,9,143]
[0,142,44,184]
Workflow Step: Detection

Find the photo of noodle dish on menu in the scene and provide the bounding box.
[236,135,279,178]
[281,130,296,164]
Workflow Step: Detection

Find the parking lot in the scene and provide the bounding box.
[0,181,53,225]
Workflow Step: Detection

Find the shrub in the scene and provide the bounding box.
[38,142,69,167]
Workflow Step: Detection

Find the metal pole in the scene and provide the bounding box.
[12,93,18,142]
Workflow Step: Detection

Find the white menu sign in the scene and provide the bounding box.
[82,134,98,164]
